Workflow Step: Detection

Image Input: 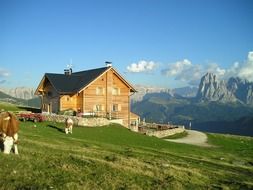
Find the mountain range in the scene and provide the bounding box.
[0,89,40,108]
[0,87,36,100]
[132,73,253,136]
[131,85,198,103]
[196,73,253,105]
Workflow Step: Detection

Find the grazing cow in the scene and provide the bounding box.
[0,111,19,154]
[65,118,73,134]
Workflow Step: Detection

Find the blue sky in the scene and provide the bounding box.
[0,0,253,89]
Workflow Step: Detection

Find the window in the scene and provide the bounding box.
[94,104,103,112]
[66,96,70,101]
[112,87,120,95]
[96,87,104,95]
[112,104,121,112]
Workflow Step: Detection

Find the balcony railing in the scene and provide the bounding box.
[77,111,121,120]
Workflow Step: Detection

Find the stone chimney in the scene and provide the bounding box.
[105,61,112,67]
[64,68,72,75]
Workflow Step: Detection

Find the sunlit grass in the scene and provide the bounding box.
[0,121,252,189]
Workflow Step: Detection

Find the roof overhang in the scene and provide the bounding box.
[34,75,46,95]
[34,74,61,96]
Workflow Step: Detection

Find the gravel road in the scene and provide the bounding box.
[165,130,211,147]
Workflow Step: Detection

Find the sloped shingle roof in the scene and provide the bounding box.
[45,67,108,94]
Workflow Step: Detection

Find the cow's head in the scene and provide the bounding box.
[0,112,19,154]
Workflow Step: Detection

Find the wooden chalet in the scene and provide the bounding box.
[35,64,138,127]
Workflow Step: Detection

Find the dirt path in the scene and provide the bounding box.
[165,130,211,147]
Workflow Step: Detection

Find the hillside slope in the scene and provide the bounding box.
[0,121,253,189]
[132,97,253,136]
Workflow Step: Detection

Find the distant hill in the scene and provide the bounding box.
[173,86,198,97]
[0,87,36,100]
[0,91,26,105]
[132,94,253,136]
[132,94,253,123]
[0,90,40,108]
[131,85,172,103]
[192,116,253,136]
[131,85,197,103]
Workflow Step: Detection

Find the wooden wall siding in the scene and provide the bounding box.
[76,91,83,112]
[41,80,59,113]
[60,94,77,111]
[106,70,113,114]
[81,69,131,126]
[82,73,107,113]
[59,92,83,112]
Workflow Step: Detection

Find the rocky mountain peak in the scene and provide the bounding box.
[196,73,236,102]
[0,87,36,100]
[227,77,253,105]
[196,73,253,105]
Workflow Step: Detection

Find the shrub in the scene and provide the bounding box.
[58,109,76,116]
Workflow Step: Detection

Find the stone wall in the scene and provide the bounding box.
[145,126,185,138]
[109,119,123,125]
[42,114,110,127]
[78,117,110,126]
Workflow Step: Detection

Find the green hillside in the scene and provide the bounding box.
[0,101,40,112]
[0,101,26,111]
[132,97,253,136]
[0,121,253,189]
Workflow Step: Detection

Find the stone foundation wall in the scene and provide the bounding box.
[42,114,110,127]
[109,119,124,125]
[146,126,185,138]
[78,117,110,126]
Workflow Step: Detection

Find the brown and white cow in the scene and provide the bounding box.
[0,111,19,154]
[65,118,73,134]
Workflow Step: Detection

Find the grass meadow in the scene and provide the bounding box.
[0,119,253,189]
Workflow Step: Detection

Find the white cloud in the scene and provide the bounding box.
[161,51,253,86]
[0,80,6,84]
[237,51,253,81]
[224,62,239,79]
[127,51,253,86]
[223,51,253,81]
[161,59,192,77]
[161,59,228,86]
[0,68,10,85]
[0,68,10,77]
[206,63,226,78]
[127,60,157,73]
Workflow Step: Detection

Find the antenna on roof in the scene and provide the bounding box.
[67,59,73,69]
[65,59,73,75]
